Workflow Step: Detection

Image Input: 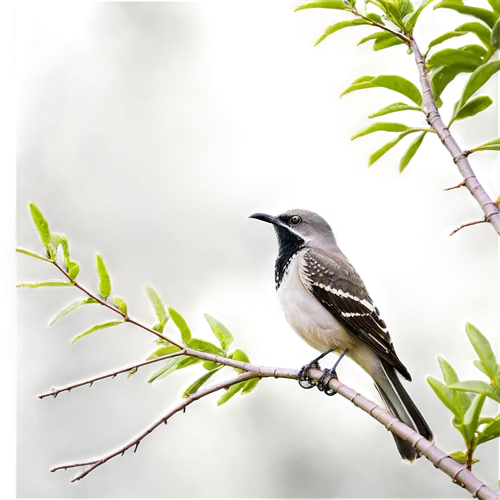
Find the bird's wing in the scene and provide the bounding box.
[300,248,411,380]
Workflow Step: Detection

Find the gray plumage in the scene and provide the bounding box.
[250,208,433,463]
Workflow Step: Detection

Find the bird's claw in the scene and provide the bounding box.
[298,361,319,389]
[317,369,337,396]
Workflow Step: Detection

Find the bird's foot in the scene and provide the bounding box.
[297,361,320,389]
[318,349,347,398]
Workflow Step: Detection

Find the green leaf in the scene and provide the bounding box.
[48,297,98,325]
[476,417,500,445]
[112,296,128,315]
[71,320,124,343]
[368,102,422,118]
[487,0,500,14]
[217,381,246,405]
[314,19,370,46]
[16,281,74,288]
[463,393,486,442]
[430,66,459,101]
[469,137,500,152]
[294,0,349,11]
[374,34,406,50]
[146,345,180,360]
[427,48,483,72]
[66,261,80,280]
[144,284,168,326]
[351,122,411,140]
[187,338,225,356]
[438,357,471,418]
[61,234,71,267]
[474,360,489,375]
[29,202,52,249]
[455,22,493,47]
[16,248,53,263]
[453,95,493,121]
[241,378,259,395]
[96,254,111,300]
[368,129,419,166]
[428,32,466,52]
[203,360,222,370]
[127,367,137,380]
[399,132,426,172]
[448,451,467,464]
[147,355,201,383]
[434,1,499,29]
[405,0,437,33]
[366,12,384,24]
[204,313,234,351]
[358,32,391,45]
[428,376,459,417]
[491,18,500,47]
[466,323,497,379]
[448,380,500,403]
[229,349,251,374]
[455,60,500,112]
[168,306,192,343]
[182,366,223,398]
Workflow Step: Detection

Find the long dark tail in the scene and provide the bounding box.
[373,359,433,463]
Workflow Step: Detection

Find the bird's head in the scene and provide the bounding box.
[249,209,337,249]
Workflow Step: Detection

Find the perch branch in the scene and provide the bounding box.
[449,216,488,237]
[409,38,500,236]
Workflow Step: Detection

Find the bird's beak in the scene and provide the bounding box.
[249,212,279,225]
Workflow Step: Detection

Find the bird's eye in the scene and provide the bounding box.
[290,215,302,225]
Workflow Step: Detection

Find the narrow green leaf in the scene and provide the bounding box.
[427,48,483,72]
[29,202,52,249]
[294,0,349,11]
[449,380,500,403]
[229,349,251,374]
[449,451,467,464]
[16,281,74,288]
[487,0,500,14]
[71,320,124,343]
[147,355,200,383]
[146,345,180,360]
[182,366,223,398]
[474,360,488,375]
[96,254,111,300]
[61,234,71,267]
[340,76,376,97]
[434,1,499,28]
[454,95,493,121]
[127,367,137,380]
[455,22,493,47]
[48,297,97,325]
[399,132,426,172]
[428,31,466,51]
[187,338,225,356]
[469,137,500,152]
[430,66,459,101]
[314,19,369,46]
[491,18,500,47]
[168,306,191,343]
[203,360,222,371]
[368,102,422,118]
[351,122,411,140]
[373,36,405,51]
[455,60,500,113]
[438,357,471,417]
[466,323,497,379]
[144,284,168,325]
[405,0,436,33]
[112,296,128,315]
[241,378,259,395]
[16,248,53,262]
[66,261,80,280]
[476,417,500,445]
[368,129,419,166]
[428,376,459,417]
[463,393,486,441]
[217,381,246,406]
[358,32,391,45]
[366,12,384,24]
[204,313,234,351]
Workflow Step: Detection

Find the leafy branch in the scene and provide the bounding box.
[16,202,500,498]
[294,0,500,235]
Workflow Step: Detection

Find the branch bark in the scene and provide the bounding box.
[409,38,500,236]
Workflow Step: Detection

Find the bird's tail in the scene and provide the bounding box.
[373,359,433,463]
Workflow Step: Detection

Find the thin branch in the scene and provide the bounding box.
[449,217,488,237]
[37,350,186,399]
[409,37,500,236]
[444,181,466,191]
[352,10,411,44]
[51,371,258,482]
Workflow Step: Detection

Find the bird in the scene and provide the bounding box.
[249,208,433,463]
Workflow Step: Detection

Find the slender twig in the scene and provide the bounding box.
[449,217,488,237]
[352,10,411,44]
[409,38,500,236]
[444,181,466,191]
[37,349,186,399]
[51,371,258,482]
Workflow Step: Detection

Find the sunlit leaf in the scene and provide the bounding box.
[187,338,225,356]
[469,137,500,152]
[448,450,479,464]
[113,296,128,315]
[48,297,97,325]
[241,378,259,395]
[217,381,246,406]
[455,22,493,46]
[487,0,500,14]
[405,0,436,33]
[127,367,137,380]
[168,306,191,343]
[71,320,125,343]
[182,366,223,398]
[473,360,488,375]
[16,281,74,288]
[294,0,349,11]
[427,48,483,72]
[448,380,500,403]
[366,12,384,24]
[399,132,426,172]
[463,393,486,441]
[430,66,459,101]
[16,248,53,263]
[203,360,221,371]
[29,202,52,249]
[368,129,419,166]
[144,284,168,329]
[351,122,411,140]
[147,355,201,383]
[476,416,500,445]
[466,323,497,379]
[438,357,471,418]
[146,345,180,360]
[96,254,111,300]
[428,376,460,417]
[204,313,234,351]
[453,95,493,121]
[374,34,405,50]
[368,102,422,118]
[491,18,500,48]
[66,261,80,280]
[229,349,251,374]
[434,1,499,28]
[314,19,370,46]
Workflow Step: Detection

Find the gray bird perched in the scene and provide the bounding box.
[250,208,433,463]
